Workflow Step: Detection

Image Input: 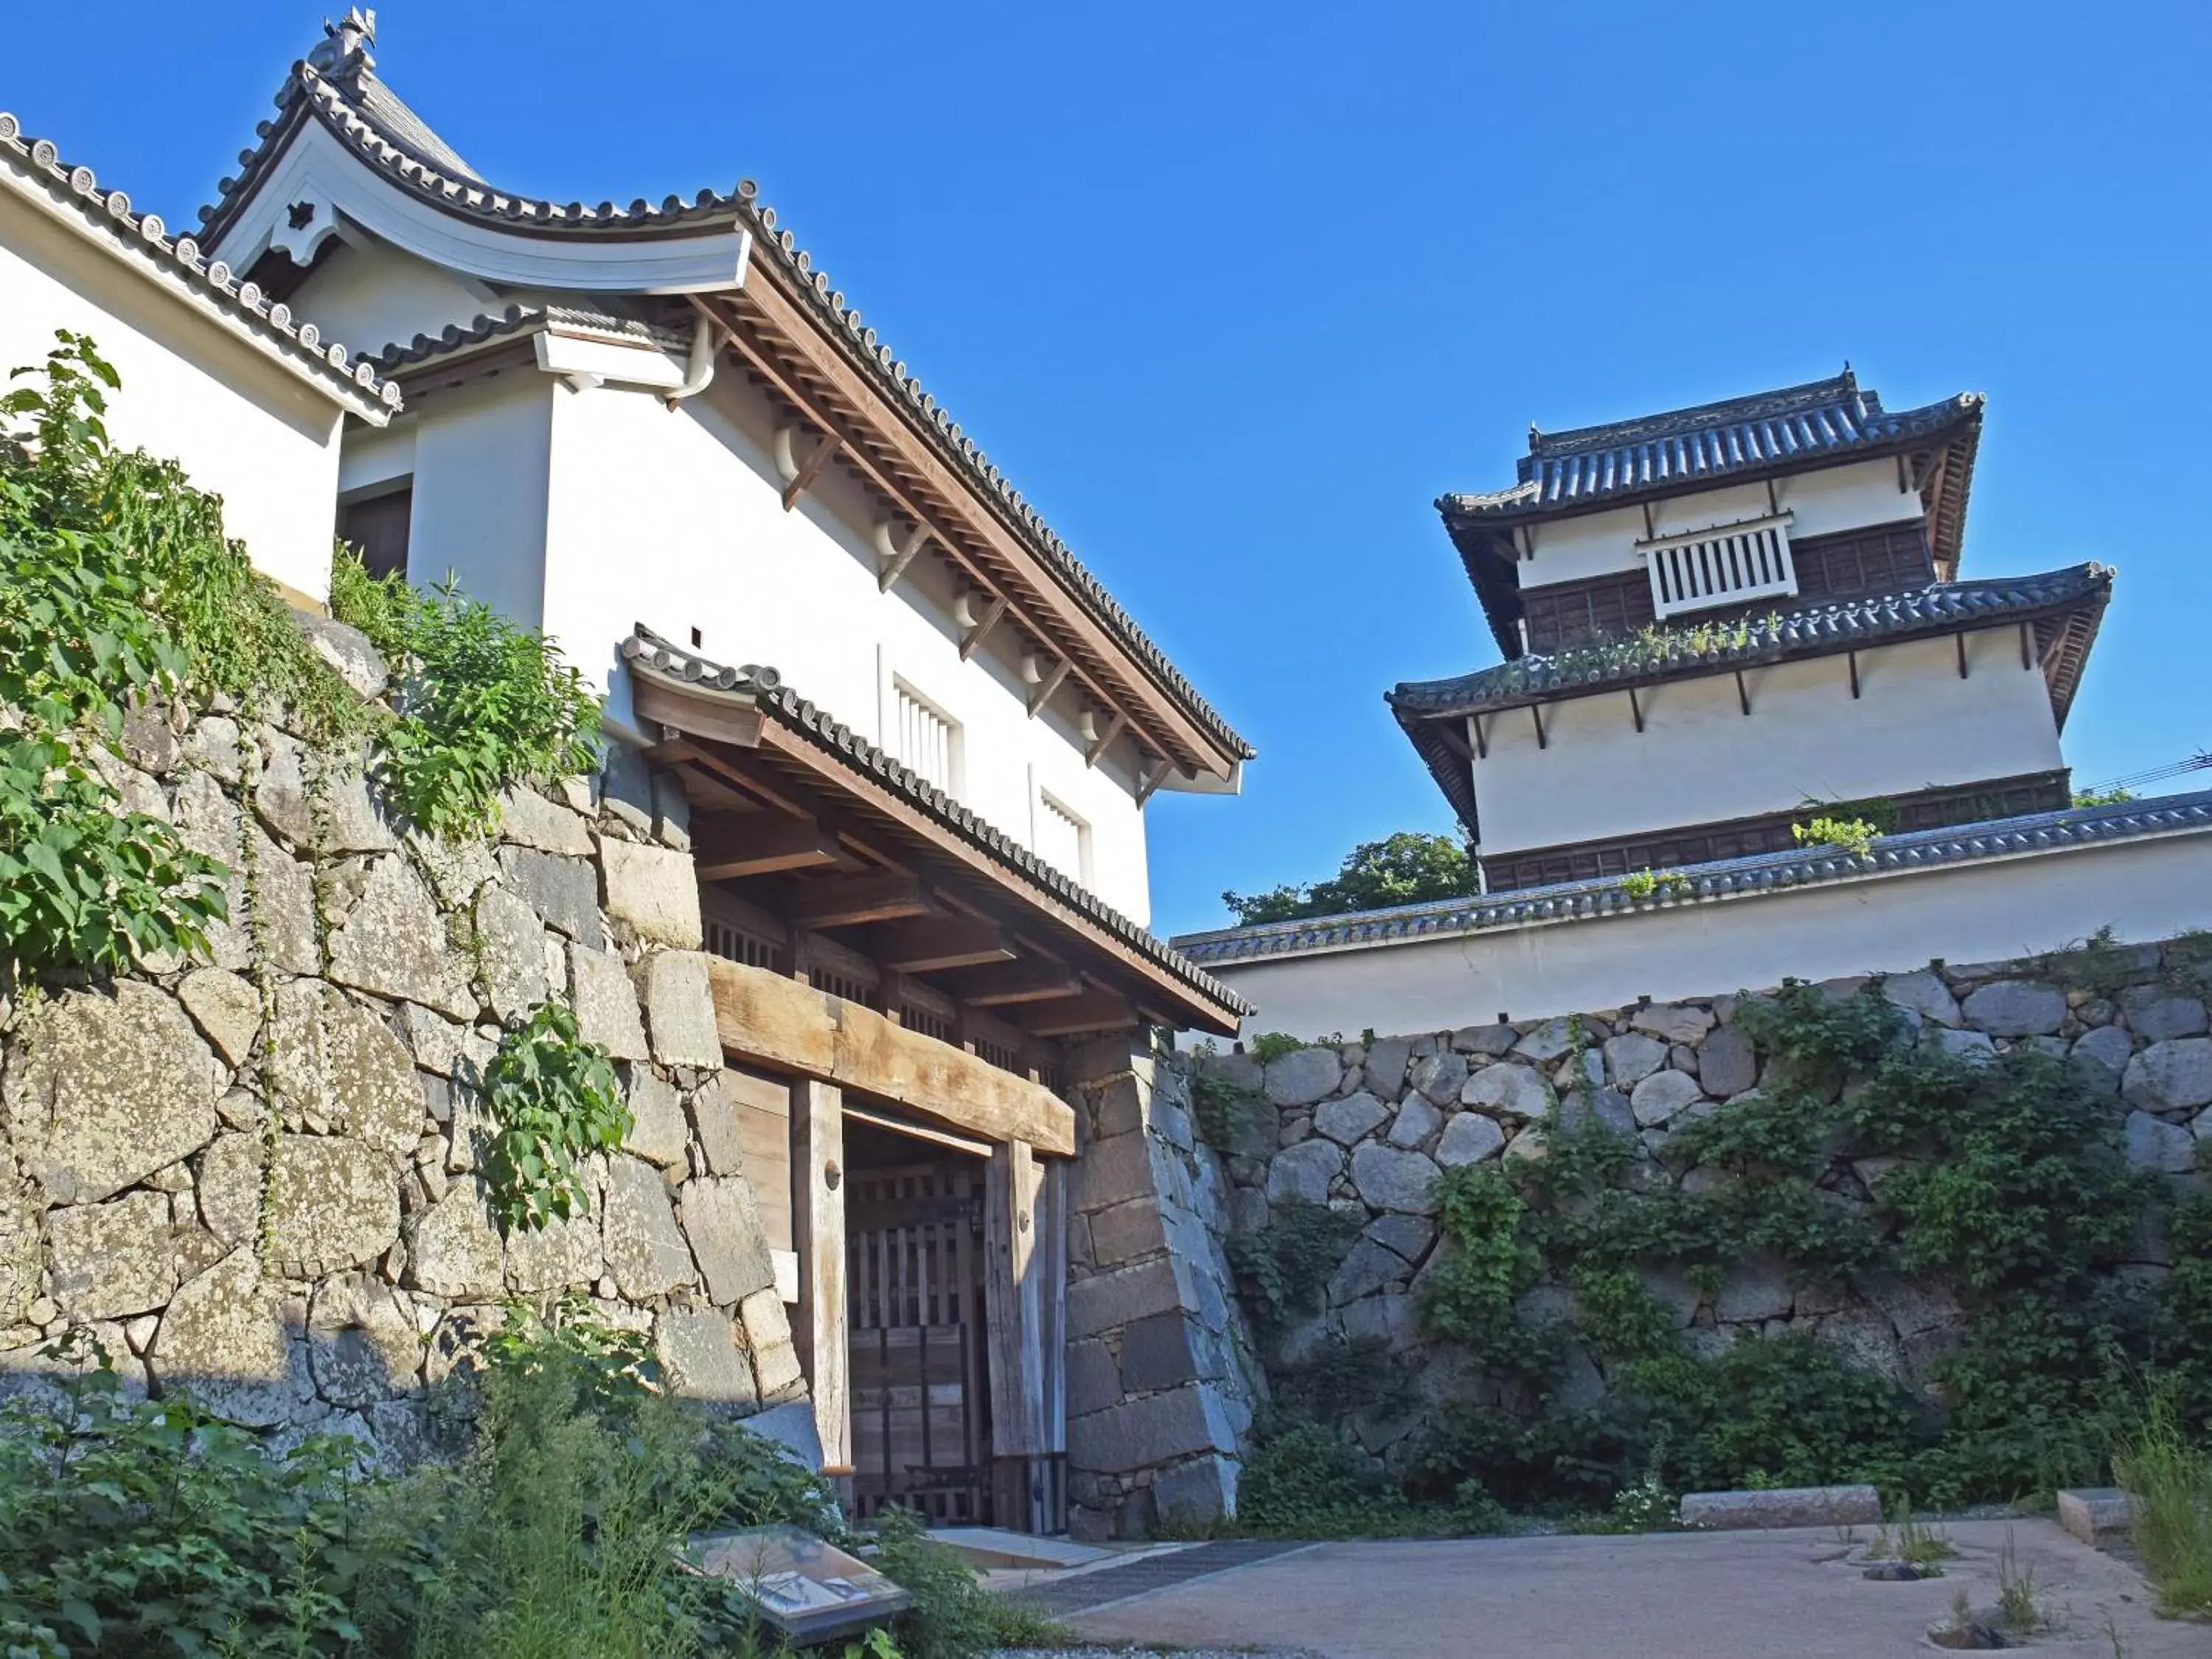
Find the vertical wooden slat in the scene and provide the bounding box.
[793,1079,849,1472]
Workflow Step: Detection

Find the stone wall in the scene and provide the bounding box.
[0,639,811,1464]
[1060,1034,1265,1540]
[1193,942,2211,1470]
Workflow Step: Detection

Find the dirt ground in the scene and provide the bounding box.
[1065,1519,2207,1658]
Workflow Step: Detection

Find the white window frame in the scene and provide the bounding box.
[1638,509,1799,620]
[889,676,963,799]
[1033,785,1092,888]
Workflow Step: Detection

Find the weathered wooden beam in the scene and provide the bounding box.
[709,956,1075,1154]
[788,872,936,929]
[780,432,843,510]
[1020,988,1136,1038]
[1026,657,1071,718]
[633,677,761,749]
[959,594,1010,662]
[692,814,842,880]
[876,521,931,592]
[949,959,1086,1007]
[791,1078,849,1472]
[985,1139,1051,1526]
[874,915,1014,973]
[1085,711,1127,769]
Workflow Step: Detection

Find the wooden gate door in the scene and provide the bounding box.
[847,1158,992,1524]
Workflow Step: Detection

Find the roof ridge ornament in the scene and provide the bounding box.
[307,8,376,88]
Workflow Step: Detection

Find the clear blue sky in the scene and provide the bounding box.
[10,3,2208,936]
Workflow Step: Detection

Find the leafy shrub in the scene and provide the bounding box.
[480,1000,632,1233]
[1188,1066,1266,1155]
[2114,1389,2212,1616]
[1791,815,1880,858]
[1237,1420,1435,1538]
[332,552,601,838]
[1222,831,1477,925]
[1228,1198,1358,1331]
[863,1508,1072,1659]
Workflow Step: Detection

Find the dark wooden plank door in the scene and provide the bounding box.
[847,1158,992,1525]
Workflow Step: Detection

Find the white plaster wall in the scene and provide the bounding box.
[0,191,347,603]
[279,234,498,364]
[1471,629,2065,855]
[532,370,1155,922]
[1518,459,1922,588]
[402,377,554,630]
[1203,827,2212,1041]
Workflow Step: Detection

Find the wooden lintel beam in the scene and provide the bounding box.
[1027,658,1072,718]
[959,594,1011,662]
[781,432,843,510]
[877,521,930,592]
[1020,988,1136,1039]
[1085,711,1127,768]
[692,813,841,880]
[633,677,761,750]
[950,959,1086,1007]
[709,956,1074,1153]
[873,915,1015,973]
[790,872,937,929]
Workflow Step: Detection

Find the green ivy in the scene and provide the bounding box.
[480,1001,630,1233]
[331,552,602,839]
[1229,1197,1358,1331]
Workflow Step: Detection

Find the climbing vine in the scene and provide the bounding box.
[479,1000,630,1233]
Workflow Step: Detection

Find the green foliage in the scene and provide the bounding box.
[1417,1166,1554,1378]
[1236,1420,1442,1539]
[1228,1198,1358,1331]
[2113,1389,2212,1616]
[1272,1336,1409,1424]
[1188,1067,1266,1155]
[864,1509,1074,1659]
[1245,1032,1311,1063]
[481,1001,631,1233]
[1618,868,1694,902]
[2072,786,2136,807]
[331,551,601,838]
[1221,831,1478,925]
[0,731,227,975]
[1791,814,1881,858]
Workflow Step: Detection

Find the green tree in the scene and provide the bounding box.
[1222,831,1478,925]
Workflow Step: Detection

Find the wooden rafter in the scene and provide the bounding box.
[790,873,938,929]
[877,521,931,591]
[1026,657,1071,718]
[949,959,1085,1007]
[781,431,842,510]
[959,594,1010,662]
[1020,988,1135,1039]
[692,813,842,880]
[874,915,1014,973]
[1084,711,1127,769]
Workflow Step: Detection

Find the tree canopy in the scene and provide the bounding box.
[1221,832,1479,925]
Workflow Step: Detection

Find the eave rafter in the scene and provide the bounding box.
[687,288,1225,783]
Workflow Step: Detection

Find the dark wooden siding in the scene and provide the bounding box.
[338,485,412,580]
[1519,519,1936,654]
[1481,769,2070,892]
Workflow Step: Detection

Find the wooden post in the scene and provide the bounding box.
[793,1079,850,1475]
[984,1140,1050,1531]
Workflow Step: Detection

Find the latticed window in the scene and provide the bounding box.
[892,682,958,796]
[1035,792,1088,884]
[1641,512,1799,619]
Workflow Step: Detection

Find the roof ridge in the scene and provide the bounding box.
[194,45,1251,762]
[621,627,1253,1018]
[1171,787,2212,963]
[0,111,398,416]
[1528,369,1862,459]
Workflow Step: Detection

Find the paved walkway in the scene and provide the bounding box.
[1066,1519,2206,1658]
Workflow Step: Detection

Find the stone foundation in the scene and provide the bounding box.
[0,660,807,1464]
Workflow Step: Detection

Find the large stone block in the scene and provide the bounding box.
[1068,1383,1231,1474]
[307,1273,421,1409]
[404,1182,506,1300]
[738,1287,804,1399]
[1262,1047,1342,1107]
[1696,1024,1759,1098]
[1350,1144,1441,1214]
[624,1070,690,1168]
[475,884,550,1024]
[1152,1454,1238,1528]
[49,1190,177,1321]
[498,846,603,942]
[2124,1039,2212,1113]
[327,854,477,1019]
[1328,1239,1410,1307]
[1631,1004,1716,1044]
[1434,1111,1506,1169]
[1313,1091,1389,1146]
[1680,1485,1880,1530]
[267,981,422,1158]
[2122,987,2208,1043]
[679,1176,777,1306]
[1066,1257,1181,1340]
[4,981,222,1204]
[686,1074,748,1176]
[1602,1033,1669,1085]
[178,968,262,1069]
[1363,1037,1413,1096]
[1408,1051,1469,1105]
[1388,1097,1442,1147]
[1265,1138,1341,1205]
[2126,1110,2197,1173]
[602,1156,698,1299]
[265,1135,402,1276]
[1630,1068,1706,1128]
[152,1248,307,1427]
[1120,1310,1201,1391]
[655,1307,759,1407]
[1088,1197,1169,1264]
[1961,980,2067,1037]
[1066,1338,1122,1417]
[570,945,649,1061]
[599,836,703,950]
[634,951,723,1068]
[1882,970,1961,1027]
[1069,1130,1158,1217]
[498,786,596,857]
[1462,1062,1549,1121]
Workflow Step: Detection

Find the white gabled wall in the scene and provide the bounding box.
[1471,629,2065,856]
[1201,827,2212,1041]
[276,236,496,366]
[1518,458,1922,589]
[401,378,555,632]
[0,190,347,604]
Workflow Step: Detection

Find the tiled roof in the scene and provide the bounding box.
[198,21,1251,764]
[372,303,688,371]
[0,112,397,418]
[1172,789,2212,967]
[1440,370,1982,520]
[619,627,1254,1020]
[1390,563,2113,717]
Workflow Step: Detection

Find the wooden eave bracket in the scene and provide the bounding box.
[1026,658,1072,718]
[692,813,842,880]
[781,431,843,510]
[877,521,930,592]
[790,872,939,929]
[1134,754,1178,807]
[633,676,762,750]
[959,594,1011,662]
[1085,712,1127,769]
[873,914,1015,973]
[1020,987,1135,1039]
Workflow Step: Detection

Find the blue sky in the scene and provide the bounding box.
[10,3,2208,936]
